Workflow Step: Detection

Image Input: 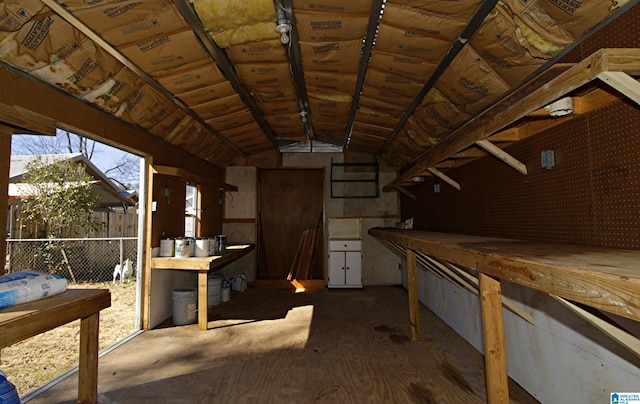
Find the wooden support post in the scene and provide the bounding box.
[479,273,509,404]
[198,271,208,331]
[141,157,155,330]
[406,248,420,341]
[78,312,100,404]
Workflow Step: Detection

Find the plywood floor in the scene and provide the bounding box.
[29,286,537,403]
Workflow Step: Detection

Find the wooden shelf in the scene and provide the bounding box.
[151,244,254,271]
[369,228,640,322]
[369,228,640,402]
[151,244,254,331]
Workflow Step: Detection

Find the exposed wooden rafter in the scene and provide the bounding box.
[42,0,247,157]
[154,165,237,191]
[475,140,527,175]
[426,167,461,191]
[0,102,57,136]
[384,48,640,192]
[598,71,640,105]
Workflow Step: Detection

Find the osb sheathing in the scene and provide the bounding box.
[400,101,640,249]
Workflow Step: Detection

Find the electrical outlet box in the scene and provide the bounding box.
[541,150,555,169]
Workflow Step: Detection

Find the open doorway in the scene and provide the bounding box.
[257,168,324,281]
[5,129,142,397]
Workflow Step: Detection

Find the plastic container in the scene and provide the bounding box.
[207,275,222,307]
[0,371,20,404]
[221,286,231,302]
[172,288,197,325]
[214,234,227,253]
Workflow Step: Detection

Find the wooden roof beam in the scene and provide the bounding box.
[154,165,237,191]
[426,167,461,191]
[0,103,57,136]
[475,140,527,175]
[598,71,640,105]
[384,49,640,192]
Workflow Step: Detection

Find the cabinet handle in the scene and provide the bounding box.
[346,267,349,270]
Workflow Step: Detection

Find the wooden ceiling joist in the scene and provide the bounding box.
[426,167,461,191]
[385,48,640,192]
[597,71,640,105]
[393,185,416,200]
[0,103,57,136]
[154,165,237,191]
[487,128,524,142]
[475,140,527,175]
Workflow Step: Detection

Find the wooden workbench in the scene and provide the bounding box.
[0,288,111,404]
[368,228,640,403]
[151,244,254,330]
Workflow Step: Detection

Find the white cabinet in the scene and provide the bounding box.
[328,240,362,288]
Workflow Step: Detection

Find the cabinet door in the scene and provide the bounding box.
[345,251,361,286]
[328,251,345,286]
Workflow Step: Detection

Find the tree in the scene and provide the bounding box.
[20,157,102,238]
[12,129,139,190]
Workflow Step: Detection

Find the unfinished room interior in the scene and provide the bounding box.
[1,0,639,402]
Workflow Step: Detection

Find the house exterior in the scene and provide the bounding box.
[7,153,136,239]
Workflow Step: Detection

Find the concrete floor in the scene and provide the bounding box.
[28,286,537,403]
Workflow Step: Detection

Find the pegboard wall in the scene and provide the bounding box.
[402,101,640,249]
[561,2,640,62]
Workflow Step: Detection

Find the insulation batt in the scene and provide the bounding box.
[307,91,353,103]
[194,0,278,47]
[194,0,276,32]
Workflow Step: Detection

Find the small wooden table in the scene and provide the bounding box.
[0,288,111,404]
[151,244,255,330]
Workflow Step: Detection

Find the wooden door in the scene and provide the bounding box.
[258,168,324,279]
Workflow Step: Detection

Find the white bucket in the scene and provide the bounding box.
[195,238,210,257]
[208,276,222,307]
[172,288,197,325]
[159,239,174,257]
[221,286,231,302]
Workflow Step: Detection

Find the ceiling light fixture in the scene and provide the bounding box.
[276,23,291,45]
[544,96,574,117]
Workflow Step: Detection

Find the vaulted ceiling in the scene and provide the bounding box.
[0,0,636,177]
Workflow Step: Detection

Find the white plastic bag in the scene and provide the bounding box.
[0,271,68,309]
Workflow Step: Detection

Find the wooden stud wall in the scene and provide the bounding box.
[401,101,640,249]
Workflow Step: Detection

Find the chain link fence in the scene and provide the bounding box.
[5,238,138,283]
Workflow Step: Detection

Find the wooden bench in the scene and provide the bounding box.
[0,289,111,404]
[151,244,255,330]
[369,228,640,403]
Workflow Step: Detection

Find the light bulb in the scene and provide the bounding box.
[280,31,289,44]
[276,23,291,45]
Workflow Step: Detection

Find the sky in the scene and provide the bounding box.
[11,129,141,189]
